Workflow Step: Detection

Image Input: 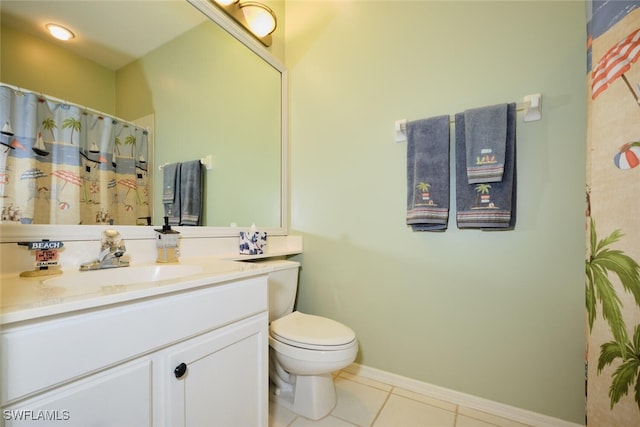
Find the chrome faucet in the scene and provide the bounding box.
[80,229,130,271]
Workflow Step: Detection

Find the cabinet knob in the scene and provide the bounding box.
[174,362,187,379]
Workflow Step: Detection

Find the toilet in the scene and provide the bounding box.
[257,259,358,420]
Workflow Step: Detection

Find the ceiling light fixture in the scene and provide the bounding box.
[211,0,277,47]
[45,23,75,41]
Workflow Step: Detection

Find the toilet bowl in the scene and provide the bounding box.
[269,311,357,420]
[252,260,358,420]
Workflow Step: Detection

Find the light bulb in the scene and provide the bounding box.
[240,3,276,37]
[45,23,75,41]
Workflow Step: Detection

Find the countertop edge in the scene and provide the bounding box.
[1,258,274,326]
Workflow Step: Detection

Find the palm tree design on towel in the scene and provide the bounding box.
[472,183,497,209]
[415,182,436,206]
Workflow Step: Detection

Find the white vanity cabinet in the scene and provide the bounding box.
[1,273,269,427]
[167,314,266,426]
[2,358,154,426]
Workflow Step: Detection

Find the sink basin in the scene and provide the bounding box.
[43,264,204,289]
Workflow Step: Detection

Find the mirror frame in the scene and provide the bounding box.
[0,0,288,242]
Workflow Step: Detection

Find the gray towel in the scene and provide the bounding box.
[406,115,450,231]
[179,160,203,226]
[162,162,181,226]
[464,103,508,184]
[455,103,516,230]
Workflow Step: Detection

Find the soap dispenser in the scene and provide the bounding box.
[154,217,180,263]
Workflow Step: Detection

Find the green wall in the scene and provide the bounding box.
[1,16,282,229]
[0,25,116,114]
[286,1,586,423]
[117,21,281,228]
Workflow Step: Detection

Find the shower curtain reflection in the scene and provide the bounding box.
[0,84,150,225]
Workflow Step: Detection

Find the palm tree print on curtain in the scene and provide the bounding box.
[586,218,640,409]
[586,218,640,351]
[62,117,81,145]
[586,0,640,423]
[0,84,150,224]
[598,324,640,409]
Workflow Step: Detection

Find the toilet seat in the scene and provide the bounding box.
[270,311,356,351]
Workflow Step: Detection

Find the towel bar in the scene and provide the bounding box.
[395,93,542,142]
[158,155,213,170]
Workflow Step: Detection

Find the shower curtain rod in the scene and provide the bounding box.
[1,82,149,132]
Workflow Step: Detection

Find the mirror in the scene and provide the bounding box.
[0,0,287,240]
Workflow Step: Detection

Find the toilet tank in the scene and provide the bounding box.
[252,259,300,323]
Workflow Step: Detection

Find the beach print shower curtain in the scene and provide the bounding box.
[0,85,150,225]
[586,1,640,425]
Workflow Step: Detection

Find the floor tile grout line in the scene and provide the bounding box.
[345,374,510,427]
[330,413,367,427]
[272,371,532,427]
[367,386,394,427]
[339,373,463,426]
[456,407,529,427]
[453,404,459,426]
[285,414,298,427]
[329,374,392,427]
[338,371,394,394]
[343,371,536,427]
[390,387,458,412]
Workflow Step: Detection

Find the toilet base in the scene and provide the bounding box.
[270,373,337,420]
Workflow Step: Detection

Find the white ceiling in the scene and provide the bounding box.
[1,0,208,70]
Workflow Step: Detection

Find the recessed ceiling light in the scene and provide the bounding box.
[45,23,75,41]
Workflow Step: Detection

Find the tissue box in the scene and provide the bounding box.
[239,230,267,255]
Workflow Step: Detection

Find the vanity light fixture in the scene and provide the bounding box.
[211,0,277,46]
[45,23,75,41]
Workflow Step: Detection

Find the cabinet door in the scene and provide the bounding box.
[167,312,268,427]
[2,359,152,427]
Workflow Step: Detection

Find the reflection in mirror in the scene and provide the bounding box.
[0,82,152,226]
[118,14,281,228]
[0,0,284,234]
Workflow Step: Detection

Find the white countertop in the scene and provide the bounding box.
[0,257,272,325]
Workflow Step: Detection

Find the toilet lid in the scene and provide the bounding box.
[270,311,356,349]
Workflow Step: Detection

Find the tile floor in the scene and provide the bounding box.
[269,371,533,427]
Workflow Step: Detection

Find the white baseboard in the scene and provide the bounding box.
[343,363,584,427]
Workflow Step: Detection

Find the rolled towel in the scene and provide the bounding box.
[456,103,516,230]
[406,115,450,231]
[464,103,508,183]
